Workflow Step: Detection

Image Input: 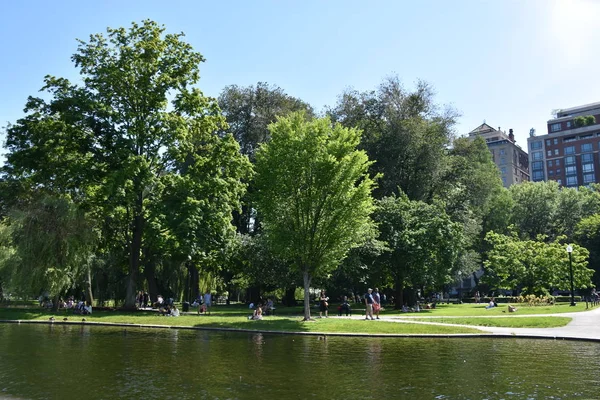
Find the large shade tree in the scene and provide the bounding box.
[254,112,377,320]
[2,20,249,307]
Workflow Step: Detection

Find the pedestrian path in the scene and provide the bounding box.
[335,305,600,341]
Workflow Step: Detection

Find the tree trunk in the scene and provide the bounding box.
[302,269,312,321]
[52,293,60,312]
[85,265,94,305]
[188,263,199,301]
[394,276,404,309]
[124,194,144,309]
[283,286,296,306]
[144,260,159,305]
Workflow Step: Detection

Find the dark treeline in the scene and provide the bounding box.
[0,21,598,314]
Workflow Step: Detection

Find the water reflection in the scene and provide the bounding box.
[0,324,600,399]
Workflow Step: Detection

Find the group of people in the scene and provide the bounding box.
[364,288,382,320]
[40,295,92,314]
[248,298,275,320]
[192,292,213,315]
[135,291,151,308]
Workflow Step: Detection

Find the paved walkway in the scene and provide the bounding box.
[335,306,600,340]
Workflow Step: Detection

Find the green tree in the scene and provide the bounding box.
[328,77,458,201]
[218,82,313,235]
[510,181,560,240]
[373,194,464,308]
[254,112,377,320]
[1,196,95,309]
[484,231,593,295]
[576,213,600,287]
[2,21,249,307]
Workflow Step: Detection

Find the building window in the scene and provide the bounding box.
[532,151,543,161]
[546,139,551,146]
[566,166,577,175]
[532,161,543,170]
[582,143,593,152]
[556,168,561,174]
[499,149,506,155]
[583,163,594,173]
[581,134,593,139]
[567,121,572,128]
[557,179,562,185]
[530,141,542,150]
[565,156,576,165]
[554,138,558,145]
[549,170,554,175]
[582,153,593,163]
[532,171,545,181]
[556,159,561,166]
[565,146,575,155]
[548,160,554,167]
[554,149,559,155]
[551,123,562,132]
[500,166,507,174]
[584,173,595,184]
[547,150,552,157]
[564,137,577,143]
[566,176,578,186]
[502,177,507,185]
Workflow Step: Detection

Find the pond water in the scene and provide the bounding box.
[0,323,599,399]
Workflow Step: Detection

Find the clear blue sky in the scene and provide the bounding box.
[2,0,599,163]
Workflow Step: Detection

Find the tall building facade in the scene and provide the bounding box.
[468,123,530,188]
[527,102,600,187]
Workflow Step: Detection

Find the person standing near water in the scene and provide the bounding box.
[319,290,329,318]
[204,291,212,315]
[364,288,375,320]
[373,288,381,319]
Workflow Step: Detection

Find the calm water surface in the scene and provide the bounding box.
[0,323,599,399]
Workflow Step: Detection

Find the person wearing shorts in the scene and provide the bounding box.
[364,288,375,320]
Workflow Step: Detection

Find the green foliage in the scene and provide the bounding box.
[1,196,95,299]
[484,231,593,295]
[254,112,377,319]
[373,194,464,307]
[574,115,596,127]
[2,20,250,306]
[328,77,458,201]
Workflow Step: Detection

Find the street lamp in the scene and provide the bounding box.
[566,245,576,307]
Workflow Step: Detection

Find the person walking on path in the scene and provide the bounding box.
[365,288,375,320]
[319,290,329,318]
[373,288,381,319]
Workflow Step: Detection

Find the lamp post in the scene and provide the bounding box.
[566,245,576,307]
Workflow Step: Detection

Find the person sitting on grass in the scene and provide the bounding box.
[250,306,263,320]
[486,298,496,309]
[170,305,180,317]
[508,305,518,313]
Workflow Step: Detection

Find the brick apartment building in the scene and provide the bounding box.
[468,123,530,188]
[527,102,600,187]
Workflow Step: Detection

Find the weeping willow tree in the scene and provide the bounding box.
[2,196,95,309]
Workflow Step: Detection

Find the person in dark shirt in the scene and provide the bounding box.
[364,288,375,320]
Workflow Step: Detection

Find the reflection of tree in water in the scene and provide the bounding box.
[367,339,383,385]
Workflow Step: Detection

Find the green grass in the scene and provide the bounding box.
[0,307,482,335]
[409,316,572,328]
[381,302,594,317]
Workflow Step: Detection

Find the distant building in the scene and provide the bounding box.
[468,123,530,188]
[527,102,600,187]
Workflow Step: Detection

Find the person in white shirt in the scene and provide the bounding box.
[203,292,212,315]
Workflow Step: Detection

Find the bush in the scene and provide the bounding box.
[517,294,555,306]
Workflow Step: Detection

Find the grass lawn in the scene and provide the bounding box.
[0,307,482,335]
[381,301,595,317]
[409,316,572,328]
